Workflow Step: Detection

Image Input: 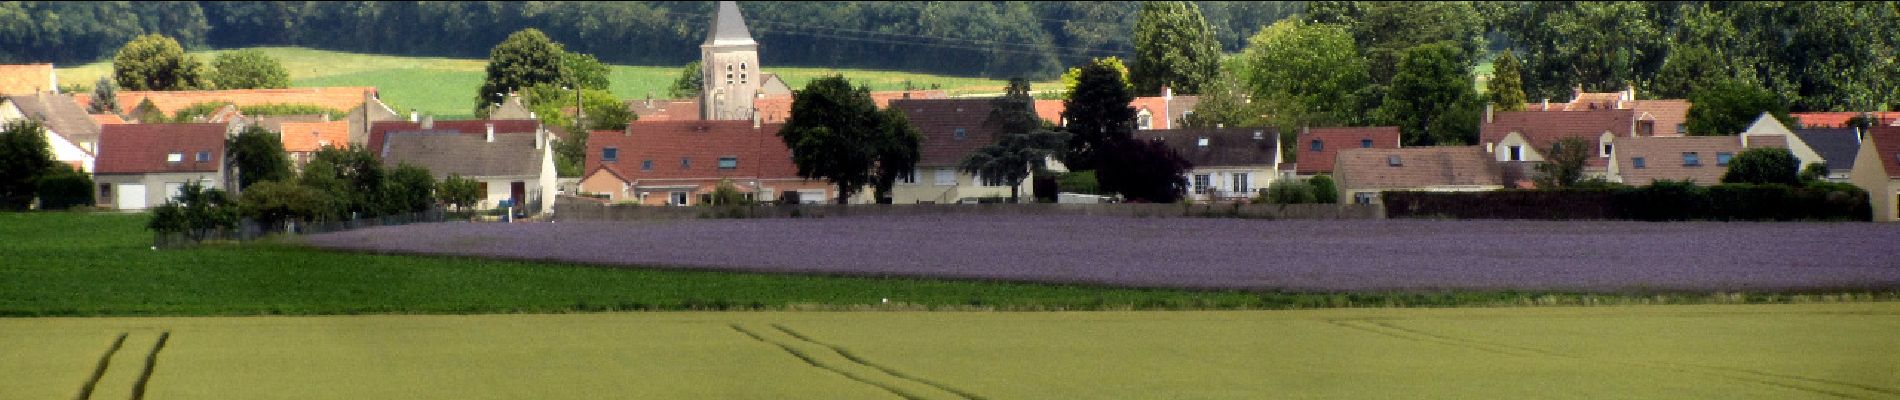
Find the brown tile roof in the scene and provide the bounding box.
[278,121,349,153]
[1295,126,1402,175]
[0,64,54,95]
[892,98,1003,167]
[116,87,376,118]
[1868,127,1900,177]
[1791,112,1900,128]
[1335,146,1500,190]
[367,119,540,152]
[626,98,702,122]
[4,93,101,149]
[1033,99,1065,125]
[95,123,226,174]
[1481,109,1636,169]
[380,131,543,179]
[585,121,798,184]
[1611,136,1781,185]
[1630,99,1691,136]
[91,114,128,125]
[1137,127,1280,168]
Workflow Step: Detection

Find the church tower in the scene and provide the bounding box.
[701,1,760,121]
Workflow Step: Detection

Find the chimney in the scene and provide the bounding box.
[485,123,495,143]
[644,93,652,108]
[1163,85,1173,101]
[420,114,433,130]
[535,125,545,150]
[529,111,537,119]
[1485,103,1494,124]
[751,107,761,129]
[1251,130,1261,140]
[409,110,419,122]
[1541,98,1549,111]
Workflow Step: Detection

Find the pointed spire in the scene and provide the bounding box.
[704,1,756,46]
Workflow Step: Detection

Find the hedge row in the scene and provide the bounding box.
[1385,182,1871,221]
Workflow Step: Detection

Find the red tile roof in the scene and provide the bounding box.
[585,121,799,184]
[0,64,54,95]
[1481,109,1636,169]
[1295,126,1401,175]
[892,98,1003,167]
[1791,112,1900,129]
[91,114,128,125]
[1869,126,1900,177]
[367,119,541,152]
[95,123,226,174]
[1335,146,1501,190]
[278,121,349,153]
[117,87,376,118]
[1033,99,1065,125]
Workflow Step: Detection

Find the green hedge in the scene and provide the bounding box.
[1386,181,1871,221]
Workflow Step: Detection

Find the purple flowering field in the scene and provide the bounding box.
[301,216,1900,292]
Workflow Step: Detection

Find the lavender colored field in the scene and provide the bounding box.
[302,216,1900,292]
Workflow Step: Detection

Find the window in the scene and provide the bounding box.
[196,151,210,162]
[641,160,653,171]
[1310,140,1323,152]
[98,184,111,200]
[1683,152,1701,166]
[1360,139,1372,148]
[740,62,747,70]
[1354,192,1375,205]
[1196,137,1209,147]
[681,158,691,169]
[1716,152,1734,166]
[718,157,738,169]
[1137,113,1153,130]
[167,152,183,163]
[1638,120,1655,136]
[1386,155,1402,166]
[1508,145,1522,161]
[954,128,966,139]
[1601,143,1613,157]
[1632,157,1647,169]
[726,64,733,71]
[740,73,746,83]
[935,168,956,186]
[670,191,688,206]
[1231,173,1250,193]
[1676,124,1687,134]
[898,168,917,184]
[1193,174,1212,194]
[602,147,618,162]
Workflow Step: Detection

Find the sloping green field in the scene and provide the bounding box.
[4,304,1896,399]
[54,47,1055,119]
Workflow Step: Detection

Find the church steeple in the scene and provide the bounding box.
[704,1,756,46]
[700,1,761,121]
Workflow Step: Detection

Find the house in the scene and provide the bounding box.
[1130,86,1200,130]
[276,121,349,170]
[486,93,535,120]
[92,123,227,210]
[580,119,832,205]
[1293,126,1401,177]
[367,118,543,154]
[1,93,100,172]
[888,98,1030,204]
[1334,146,1502,205]
[1791,112,1900,128]
[1138,127,1282,202]
[1738,113,1831,177]
[1607,135,1787,186]
[1793,127,1862,182]
[379,124,556,213]
[1521,86,1690,136]
[1850,127,1900,221]
[0,64,56,95]
[1480,108,1638,184]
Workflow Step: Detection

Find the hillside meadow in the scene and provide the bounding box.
[53,47,1060,119]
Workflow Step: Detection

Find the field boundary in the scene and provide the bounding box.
[554,199,1383,221]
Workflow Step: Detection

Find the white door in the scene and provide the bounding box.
[116,184,146,210]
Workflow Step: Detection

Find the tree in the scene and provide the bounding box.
[560,52,610,91]
[523,83,634,177]
[1323,2,1487,85]
[1533,137,1591,189]
[778,75,920,204]
[300,145,385,218]
[147,181,238,240]
[208,49,289,89]
[1487,50,1527,112]
[869,108,923,204]
[226,125,292,191]
[130,98,165,124]
[1060,57,1130,97]
[1061,60,1136,171]
[89,76,120,115]
[1721,148,1800,186]
[0,120,54,210]
[436,174,482,211]
[476,29,566,117]
[1486,2,1665,100]
[1238,20,1368,135]
[1378,43,1480,146]
[668,60,702,99]
[112,34,206,91]
[1096,138,1191,203]
[1181,59,1265,129]
[961,79,1071,202]
[1129,1,1222,96]
[238,180,335,229]
[382,163,437,214]
[1686,79,1793,136]
[1307,174,1338,203]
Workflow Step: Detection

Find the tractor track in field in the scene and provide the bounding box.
[1324,319,1891,399]
[729,323,983,400]
[73,330,172,400]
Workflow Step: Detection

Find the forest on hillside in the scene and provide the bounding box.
[0,1,1301,79]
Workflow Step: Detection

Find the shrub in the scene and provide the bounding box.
[239,180,336,230]
[1721,148,1799,186]
[437,174,482,211]
[1307,175,1338,203]
[1055,171,1100,195]
[148,181,240,240]
[1261,179,1315,204]
[1613,180,1711,221]
[34,164,94,210]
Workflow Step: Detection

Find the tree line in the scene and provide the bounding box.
[0,1,1301,79]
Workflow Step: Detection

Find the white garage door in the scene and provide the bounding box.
[798,190,826,204]
[116,184,146,210]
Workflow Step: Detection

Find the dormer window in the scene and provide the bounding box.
[1633,157,1647,169]
[602,147,618,162]
[1137,113,1153,130]
[1310,140,1323,152]
[1386,155,1402,166]
[167,152,183,163]
[196,151,209,162]
[954,128,966,139]
[1716,152,1733,166]
[1601,143,1613,157]
[1360,139,1372,148]
[1683,152,1701,166]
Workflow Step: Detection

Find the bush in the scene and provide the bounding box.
[34,164,93,210]
[1260,179,1315,204]
[1056,171,1101,195]
[1612,180,1710,221]
[148,181,239,240]
[1307,175,1338,203]
[437,174,482,211]
[239,180,335,230]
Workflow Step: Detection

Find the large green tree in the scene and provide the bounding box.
[1180,58,1263,129]
[299,146,386,218]
[112,34,207,91]
[383,163,437,214]
[1096,138,1191,203]
[1378,43,1480,146]
[1129,1,1222,96]
[89,76,120,115]
[869,108,923,204]
[1487,50,1527,112]
[960,79,1070,202]
[209,48,290,89]
[0,120,55,210]
[476,29,567,117]
[560,52,610,91]
[778,76,921,204]
[667,60,703,99]
[1061,60,1136,171]
[1309,1,1486,86]
[1486,2,1665,101]
[1238,20,1368,136]
[1721,147,1800,186]
[1685,79,1793,136]
[227,124,292,191]
[523,83,635,177]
